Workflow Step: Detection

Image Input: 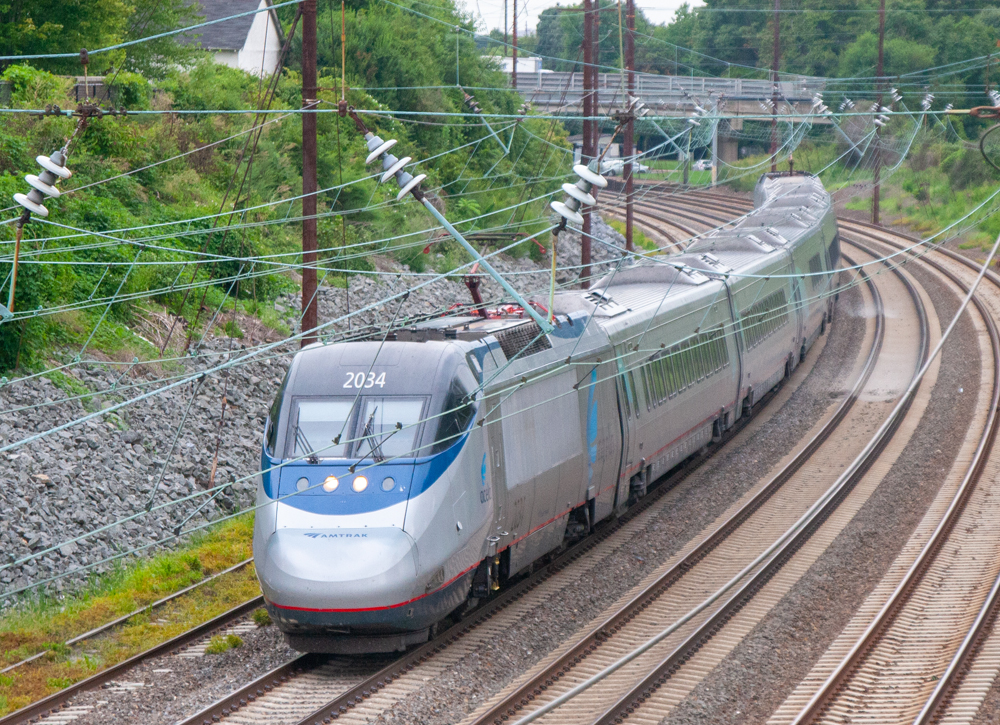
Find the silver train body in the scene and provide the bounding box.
[254,174,840,653]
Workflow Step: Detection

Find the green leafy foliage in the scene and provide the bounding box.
[0,0,201,78]
[0,0,571,375]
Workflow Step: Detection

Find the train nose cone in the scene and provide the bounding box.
[258,527,418,611]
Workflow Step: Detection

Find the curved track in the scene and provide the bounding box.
[460,239,934,725]
[13,186,1000,725]
[613,183,1000,725]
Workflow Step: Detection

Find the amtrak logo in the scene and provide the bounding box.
[480,453,491,504]
[303,532,368,538]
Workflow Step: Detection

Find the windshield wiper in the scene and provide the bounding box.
[295,427,320,464]
[351,409,405,470]
[351,408,383,470]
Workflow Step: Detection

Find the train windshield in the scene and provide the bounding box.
[291,399,353,458]
[355,398,425,459]
[286,396,427,460]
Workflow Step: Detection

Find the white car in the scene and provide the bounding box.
[693,160,713,171]
[600,159,650,175]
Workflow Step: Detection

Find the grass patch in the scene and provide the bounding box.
[204,633,243,655]
[252,608,271,627]
[606,219,659,252]
[0,515,259,715]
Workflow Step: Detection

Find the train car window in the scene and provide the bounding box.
[640,366,652,410]
[706,332,720,373]
[620,374,632,418]
[628,370,641,417]
[432,379,476,454]
[694,337,707,381]
[652,361,665,404]
[740,290,789,349]
[808,253,823,289]
[669,346,682,396]
[681,343,694,390]
[656,359,668,403]
[702,334,714,375]
[265,394,281,456]
[290,399,354,459]
[717,330,728,370]
[356,398,425,459]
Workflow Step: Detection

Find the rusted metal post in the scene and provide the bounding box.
[770,0,780,174]
[581,0,594,288]
[512,0,518,89]
[872,0,885,225]
[623,0,635,253]
[301,0,319,346]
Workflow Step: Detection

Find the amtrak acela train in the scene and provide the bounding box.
[254,173,840,653]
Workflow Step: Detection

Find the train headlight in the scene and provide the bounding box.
[381,476,395,492]
[296,477,310,492]
[352,475,369,492]
[323,475,339,492]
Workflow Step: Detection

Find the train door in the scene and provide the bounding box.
[485,396,510,553]
[790,270,805,367]
[613,357,634,515]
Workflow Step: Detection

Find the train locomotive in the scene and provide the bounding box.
[254,172,840,654]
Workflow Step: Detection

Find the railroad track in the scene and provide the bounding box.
[173,341,837,725]
[0,560,255,678]
[17,187,999,725]
[610,185,1000,725]
[168,202,895,725]
[772,224,1000,725]
[458,239,936,725]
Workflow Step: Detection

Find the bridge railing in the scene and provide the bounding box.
[507,70,825,108]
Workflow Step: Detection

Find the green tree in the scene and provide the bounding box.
[0,0,201,78]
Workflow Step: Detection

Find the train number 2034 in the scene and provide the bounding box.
[343,371,387,389]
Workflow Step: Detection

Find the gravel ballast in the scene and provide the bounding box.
[52,249,869,725]
[659,254,980,725]
[0,215,626,600]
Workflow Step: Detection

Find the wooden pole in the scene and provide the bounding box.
[301,0,319,346]
[581,0,593,288]
[512,0,518,88]
[873,0,886,225]
[770,0,780,173]
[623,0,635,253]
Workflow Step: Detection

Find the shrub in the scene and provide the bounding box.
[204,633,243,654]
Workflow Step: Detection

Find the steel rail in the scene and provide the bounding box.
[784,223,1000,725]
[0,597,264,725]
[177,376,791,725]
[844,217,1000,725]
[464,252,886,725]
[0,558,254,677]
[619,187,1000,725]
[581,243,927,725]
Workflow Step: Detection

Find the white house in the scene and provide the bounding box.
[186,0,283,77]
[497,56,546,75]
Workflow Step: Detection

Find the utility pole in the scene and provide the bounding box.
[592,1,600,160]
[683,126,691,184]
[512,0,518,88]
[581,0,594,288]
[872,0,886,225]
[301,0,318,346]
[770,0,780,174]
[623,0,635,252]
[504,0,508,57]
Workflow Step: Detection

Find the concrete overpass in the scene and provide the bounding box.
[503,70,829,166]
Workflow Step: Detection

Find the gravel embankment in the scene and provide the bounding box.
[0,216,626,601]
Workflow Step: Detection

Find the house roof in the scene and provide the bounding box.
[184,0,281,51]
